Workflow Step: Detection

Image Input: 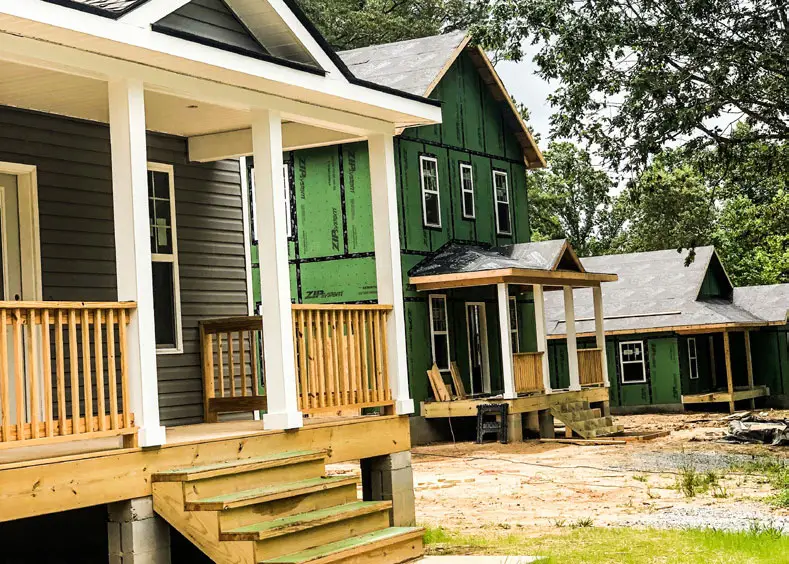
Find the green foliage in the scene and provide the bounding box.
[675,465,720,498]
[473,0,789,170]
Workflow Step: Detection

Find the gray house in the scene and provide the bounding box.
[544,247,789,413]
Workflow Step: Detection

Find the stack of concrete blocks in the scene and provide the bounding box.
[361,451,417,527]
[107,497,171,564]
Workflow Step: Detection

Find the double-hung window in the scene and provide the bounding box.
[460,163,475,219]
[148,163,182,354]
[509,297,519,353]
[493,170,512,235]
[688,338,699,380]
[619,341,646,383]
[249,162,293,239]
[429,294,450,372]
[420,155,441,228]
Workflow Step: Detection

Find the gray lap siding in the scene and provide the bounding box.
[0,106,248,426]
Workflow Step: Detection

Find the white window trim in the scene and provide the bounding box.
[428,293,451,373]
[420,155,441,228]
[688,337,699,380]
[619,340,646,384]
[493,169,512,235]
[509,296,519,353]
[283,161,293,239]
[459,163,475,219]
[148,162,183,355]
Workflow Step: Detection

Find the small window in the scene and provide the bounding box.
[509,296,519,353]
[250,163,293,238]
[283,162,293,239]
[420,156,441,228]
[429,294,450,371]
[619,341,646,383]
[688,338,699,380]
[493,170,511,235]
[148,163,182,354]
[460,163,475,219]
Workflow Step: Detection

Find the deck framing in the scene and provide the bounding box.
[681,386,770,405]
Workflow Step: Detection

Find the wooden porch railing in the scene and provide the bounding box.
[578,348,604,386]
[199,316,266,423]
[513,352,544,394]
[0,302,137,449]
[292,305,394,414]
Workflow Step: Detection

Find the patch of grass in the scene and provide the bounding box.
[733,456,789,507]
[570,517,594,528]
[675,466,721,498]
[770,489,789,508]
[422,525,789,564]
[633,474,648,483]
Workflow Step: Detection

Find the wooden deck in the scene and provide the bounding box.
[421,386,610,418]
[0,415,409,523]
[681,386,770,406]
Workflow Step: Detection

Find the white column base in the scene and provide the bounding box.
[263,411,304,431]
[394,399,415,416]
[138,425,167,448]
[568,385,582,392]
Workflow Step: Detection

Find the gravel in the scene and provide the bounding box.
[616,503,789,533]
[614,451,762,473]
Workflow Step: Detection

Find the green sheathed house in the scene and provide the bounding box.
[248,32,547,412]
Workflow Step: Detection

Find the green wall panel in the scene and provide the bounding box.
[294,146,343,258]
[342,143,375,254]
[470,155,495,245]
[779,330,789,395]
[606,340,620,407]
[649,338,681,404]
[299,257,377,303]
[398,139,431,252]
[406,301,432,407]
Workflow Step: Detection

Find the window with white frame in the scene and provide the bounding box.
[509,297,520,353]
[429,294,450,371]
[283,162,293,238]
[148,163,182,353]
[420,155,441,228]
[688,337,699,380]
[619,341,646,383]
[249,163,293,239]
[460,163,475,219]
[493,170,511,235]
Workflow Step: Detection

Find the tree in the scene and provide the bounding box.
[526,141,615,256]
[296,0,475,51]
[473,0,789,170]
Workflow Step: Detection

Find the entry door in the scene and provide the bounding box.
[465,303,491,395]
[0,173,25,424]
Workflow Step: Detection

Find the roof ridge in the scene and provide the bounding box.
[338,30,468,55]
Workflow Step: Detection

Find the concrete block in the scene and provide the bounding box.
[524,412,540,433]
[108,497,155,523]
[108,522,122,556]
[507,413,523,443]
[121,517,171,554]
[538,410,555,439]
[124,548,172,564]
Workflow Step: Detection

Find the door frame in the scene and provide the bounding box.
[0,162,42,300]
[465,301,491,394]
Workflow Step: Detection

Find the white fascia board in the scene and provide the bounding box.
[119,0,192,27]
[0,1,442,127]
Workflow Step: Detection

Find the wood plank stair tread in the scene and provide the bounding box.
[221,501,393,541]
[261,527,424,563]
[186,476,360,511]
[152,450,327,482]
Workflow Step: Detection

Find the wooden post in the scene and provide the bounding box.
[564,287,581,391]
[109,78,165,447]
[744,330,756,409]
[708,335,717,389]
[532,285,552,394]
[497,284,517,399]
[369,133,414,415]
[592,285,610,388]
[723,330,735,413]
[252,108,303,430]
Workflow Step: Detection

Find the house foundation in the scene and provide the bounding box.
[108,497,171,564]
[362,451,417,527]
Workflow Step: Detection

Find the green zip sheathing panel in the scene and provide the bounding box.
[300,257,377,303]
[606,340,620,407]
[752,330,783,394]
[649,338,681,404]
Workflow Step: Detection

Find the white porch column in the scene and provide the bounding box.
[497,283,517,399]
[108,78,166,447]
[593,285,610,387]
[252,109,303,430]
[564,286,581,391]
[532,285,552,394]
[368,134,413,415]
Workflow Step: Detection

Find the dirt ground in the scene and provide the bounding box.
[335,410,789,536]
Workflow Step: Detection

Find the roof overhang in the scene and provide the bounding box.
[410,267,618,292]
[547,320,782,340]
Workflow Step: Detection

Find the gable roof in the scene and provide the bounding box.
[43,0,144,17]
[543,247,789,336]
[339,32,545,168]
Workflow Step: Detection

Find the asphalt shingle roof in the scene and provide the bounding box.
[45,0,145,16]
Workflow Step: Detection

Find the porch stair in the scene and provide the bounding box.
[151,449,423,564]
[551,401,624,439]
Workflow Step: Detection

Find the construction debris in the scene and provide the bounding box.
[722,413,789,446]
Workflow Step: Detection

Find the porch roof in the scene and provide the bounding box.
[407,240,618,291]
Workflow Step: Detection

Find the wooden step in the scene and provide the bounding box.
[187,476,360,511]
[152,450,327,483]
[222,501,393,541]
[261,527,424,564]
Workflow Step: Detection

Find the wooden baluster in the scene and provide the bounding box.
[307,309,316,409]
[200,326,215,423]
[107,309,118,430]
[321,312,333,407]
[0,310,8,442]
[94,310,106,432]
[119,309,131,429]
[380,311,391,401]
[81,309,93,433]
[42,309,53,437]
[297,311,308,410]
[28,309,40,439]
[228,331,236,397]
[12,309,25,440]
[347,310,357,404]
[316,311,326,408]
[56,310,67,435]
[360,311,370,403]
[354,311,363,404]
[239,330,247,397]
[217,333,225,399]
[339,311,349,405]
[331,311,342,406]
[373,311,384,402]
[68,309,80,435]
[292,315,300,409]
[250,330,259,398]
